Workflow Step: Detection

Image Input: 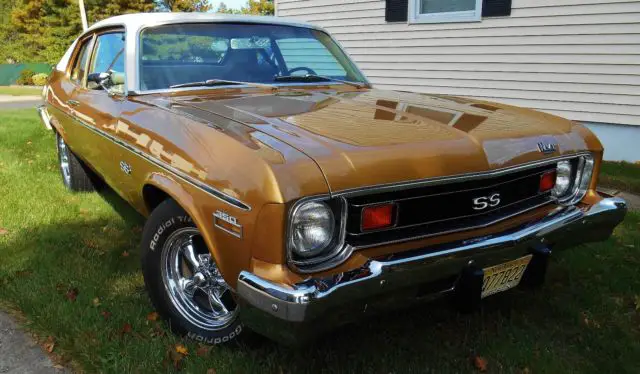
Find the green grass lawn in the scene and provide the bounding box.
[601,161,640,195]
[0,86,42,96]
[1,109,639,373]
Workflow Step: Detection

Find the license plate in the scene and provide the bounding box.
[481,255,532,298]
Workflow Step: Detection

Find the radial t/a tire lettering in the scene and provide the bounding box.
[141,199,243,345]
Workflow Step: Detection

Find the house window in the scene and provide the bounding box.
[409,0,482,24]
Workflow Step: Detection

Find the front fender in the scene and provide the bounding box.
[143,172,258,289]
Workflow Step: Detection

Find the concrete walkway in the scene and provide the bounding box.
[0,312,65,373]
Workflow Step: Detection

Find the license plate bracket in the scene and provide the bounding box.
[481,255,532,298]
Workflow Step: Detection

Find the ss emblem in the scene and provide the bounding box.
[119,161,132,175]
[472,193,501,211]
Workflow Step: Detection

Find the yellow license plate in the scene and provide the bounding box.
[482,255,532,298]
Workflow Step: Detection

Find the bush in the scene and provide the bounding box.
[31,73,49,86]
[16,69,35,85]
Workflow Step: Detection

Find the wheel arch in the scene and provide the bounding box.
[142,183,172,214]
[141,173,195,217]
[141,173,236,285]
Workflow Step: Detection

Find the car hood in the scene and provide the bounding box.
[156,88,597,193]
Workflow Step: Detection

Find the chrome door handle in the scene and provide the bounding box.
[67,100,80,106]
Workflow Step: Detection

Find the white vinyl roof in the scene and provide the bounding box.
[87,12,324,34]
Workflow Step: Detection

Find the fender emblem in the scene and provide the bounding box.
[213,210,243,239]
[119,161,132,175]
[537,142,558,155]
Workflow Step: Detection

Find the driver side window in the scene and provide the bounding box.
[89,32,126,93]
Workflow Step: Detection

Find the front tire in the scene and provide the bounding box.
[141,199,243,345]
[55,133,95,192]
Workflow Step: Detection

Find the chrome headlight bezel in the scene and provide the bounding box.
[553,154,595,204]
[286,196,350,273]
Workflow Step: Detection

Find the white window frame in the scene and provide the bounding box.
[409,0,483,24]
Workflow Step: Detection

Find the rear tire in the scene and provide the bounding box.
[141,199,243,345]
[56,133,95,192]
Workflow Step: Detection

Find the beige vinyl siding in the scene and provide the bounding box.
[276,0,640,126]
[276,39,348,76]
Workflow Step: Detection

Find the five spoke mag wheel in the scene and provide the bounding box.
[141,199,243,345]
[55,132,97,192]
[162,228,238,331]
[57,134,72,186]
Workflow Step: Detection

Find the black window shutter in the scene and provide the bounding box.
[482,0,512,17]
[386,0,408,22]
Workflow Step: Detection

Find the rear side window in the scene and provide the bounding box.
[70,39,92,85]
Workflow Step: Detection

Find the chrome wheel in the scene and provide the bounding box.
[161,228,238,331]
[57,135,71,186]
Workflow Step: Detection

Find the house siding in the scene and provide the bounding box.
[275,0,640,130]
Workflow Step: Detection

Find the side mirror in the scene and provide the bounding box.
[87,71,124,95]
[87,72,111,86]
[110,72,125,86]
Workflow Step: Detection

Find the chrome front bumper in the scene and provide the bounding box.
[37,105,53,130]
[237,197,627,343]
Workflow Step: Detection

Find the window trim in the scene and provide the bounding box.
[68,34,95,88]
[408,0,483,24]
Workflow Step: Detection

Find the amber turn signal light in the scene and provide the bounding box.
[539,170,557,193]
[361,203,396,231]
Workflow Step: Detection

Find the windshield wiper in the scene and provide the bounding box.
[170,79,276,89]
[274,74,365,89]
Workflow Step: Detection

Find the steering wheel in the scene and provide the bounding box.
[287,67,318,76]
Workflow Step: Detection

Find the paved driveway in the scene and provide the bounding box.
[0,95,41,110]
[0,312,65,373]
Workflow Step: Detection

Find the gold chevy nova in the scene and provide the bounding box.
[38,13,627,345]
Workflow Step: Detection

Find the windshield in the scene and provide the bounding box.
[139,23,367,91]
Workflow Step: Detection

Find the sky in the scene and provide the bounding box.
[210,0,247,11]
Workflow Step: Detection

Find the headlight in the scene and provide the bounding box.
[290,201,335,258]
[552,155,594,203]
[552,160,573,198]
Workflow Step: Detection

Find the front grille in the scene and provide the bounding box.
[345,163,559,249]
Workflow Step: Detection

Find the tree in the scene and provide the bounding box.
[216,2,238,14]
[0,0,18,62]
[0,0,17,24]
[5,0,82,64]
[87,0,155,25]
[155,0,212,12]
[217,0,274,15]
[2,0,272,64]
[5,0,155,64]
[240,0,274,16]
